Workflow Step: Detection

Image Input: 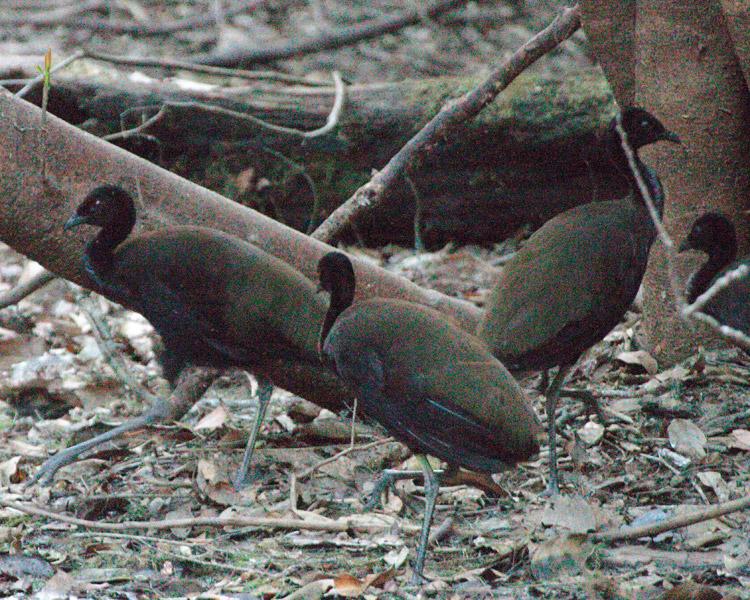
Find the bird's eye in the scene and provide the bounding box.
[641,120,649,128]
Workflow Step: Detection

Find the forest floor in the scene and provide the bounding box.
[0,1,749,599]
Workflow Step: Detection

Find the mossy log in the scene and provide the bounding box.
[21,63,618,246]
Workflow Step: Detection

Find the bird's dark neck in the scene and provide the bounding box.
[637,162,665,217]
[606,129,664,215]
[687,241,738,303]
[320,280,355,351]
[84,217,134,292]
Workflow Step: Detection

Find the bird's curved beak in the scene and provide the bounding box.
[678,239,691,253]
[665,130,681,144]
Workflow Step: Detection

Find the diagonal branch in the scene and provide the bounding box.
[196,0,468,66]
[593,492,750,543]
[312,4,582,244]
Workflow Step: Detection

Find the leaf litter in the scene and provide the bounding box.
[1,241,749,599]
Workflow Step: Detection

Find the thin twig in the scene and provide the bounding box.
[295,437,396,481]
[0,0,106,26]
[593,493,750,543]
[312,4,581,243]
[619,107,750,349]
[80,293,157,404]
[82,50,332,86]
[15,50,84,99]
[680,264,750,349]
[615,117,673,250]
[105,72,344,143]
[0,269,55,310]
[684,264,749,315]
[0,3,253,35]
[615,114,697,339]
[104,105,169,142]
[0,498,412,534]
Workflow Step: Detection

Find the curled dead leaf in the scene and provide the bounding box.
[333,573,364,597]
[729,429,750,451]
[668,419,707,459]
[529,534,594,580]
[616,349,658,374]
[194,405,228,431]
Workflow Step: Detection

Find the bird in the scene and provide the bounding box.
[477,107,680,494]
[37,184,350,486]
[680,212,750,337]
[317,250,541,582]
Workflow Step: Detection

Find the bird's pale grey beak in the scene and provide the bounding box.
[63,214,86,231]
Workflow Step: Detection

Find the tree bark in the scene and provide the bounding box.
[0,88,478,335]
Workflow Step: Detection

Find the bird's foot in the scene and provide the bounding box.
[363,469,431,510]
[409,567,429,586]
[540,477,561,498]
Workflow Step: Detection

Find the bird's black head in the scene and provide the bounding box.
[680,212,737,255]
[618,107,681,150]
[317,251,356,297]
[65,185,136,232]
[318,252,357,353]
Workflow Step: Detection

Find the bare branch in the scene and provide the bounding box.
[1,497,415,534]
[312,4,582,243]
[196,0,468,66]
[81,50,332,86]
[593,493,750,543]
[0,269,54,310]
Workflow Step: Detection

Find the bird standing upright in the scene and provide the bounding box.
[477,107,680,493]
[318,250,540,581]
[37,185,349,486]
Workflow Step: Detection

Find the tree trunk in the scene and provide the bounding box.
[582,0,750,367]
[0,89,478,332]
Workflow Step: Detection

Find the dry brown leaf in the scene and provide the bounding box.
[0,456,21,484]
[280,579,334,600]
[382,546,409,569]
[617,349,658,374]
[656,581,722,600]
[540,495,600,533]
[7,439,47,457]
[295,416,356,442]
[529,534,594,580]
[36,569,74,598]
[194,405,228,431]
[363,568,397,590]
[646,364,691,390]
[164,506,193,539]
[667,419,707,459]
[196,458,239,506]
[729,429,750,451]
[696,471,730,503]
[577,421,605,446]
[333,573,364,597]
